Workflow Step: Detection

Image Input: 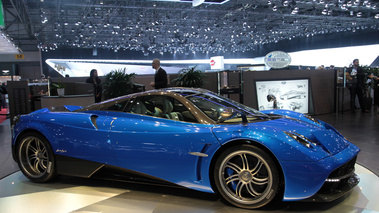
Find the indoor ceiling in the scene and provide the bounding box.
[1,0,378,55]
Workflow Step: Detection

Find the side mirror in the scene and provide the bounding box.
[217,107,248,125]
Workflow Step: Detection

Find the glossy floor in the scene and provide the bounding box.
[0,164,378,213]
[1,110,379,213]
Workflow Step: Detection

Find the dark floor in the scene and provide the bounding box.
[0,119,18,179]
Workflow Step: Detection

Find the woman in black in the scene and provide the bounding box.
[86,69,102,103]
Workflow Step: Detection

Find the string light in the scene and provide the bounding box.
[31,0,378,54]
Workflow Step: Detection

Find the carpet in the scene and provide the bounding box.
[0,108,9,124]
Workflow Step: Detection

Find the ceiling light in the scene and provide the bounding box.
[292,6,299,14]
[15,0,378,55]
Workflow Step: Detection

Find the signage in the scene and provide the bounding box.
[210,56,224,70]
[0,0,4,28]
[255,79,309,113]
[15,54,24,59]
[264,51,291,69]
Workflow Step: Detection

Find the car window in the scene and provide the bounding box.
[101,100,130,112]
[186,93,268,122]
[75,97,131,112]
[125,95,198,123]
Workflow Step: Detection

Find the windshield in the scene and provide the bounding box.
[184,92,269,123]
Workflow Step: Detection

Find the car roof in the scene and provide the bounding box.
[104,87,212,102]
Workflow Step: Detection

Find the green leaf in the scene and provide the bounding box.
[172,66,206,88]
[103,68,136,100]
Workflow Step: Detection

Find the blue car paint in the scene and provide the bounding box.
[12,105,360,201]
[261,109,321,126]
[106,113,220,192]
[13,112,119,166]
[211,117,360,200]
[280,143,360,200]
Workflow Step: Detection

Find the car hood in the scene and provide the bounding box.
[259,117,350,155]
[213,116,350,161]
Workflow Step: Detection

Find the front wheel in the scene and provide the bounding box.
[214,144,279,209]
[17,132,56,182]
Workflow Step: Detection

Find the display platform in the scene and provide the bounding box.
[0,164,378,213]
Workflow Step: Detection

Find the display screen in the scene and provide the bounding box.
[256,79,309,113]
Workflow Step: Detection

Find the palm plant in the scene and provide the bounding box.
[171,66,206,88]
[103,68,135,100]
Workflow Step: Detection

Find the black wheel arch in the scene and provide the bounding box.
[209,139,285,200]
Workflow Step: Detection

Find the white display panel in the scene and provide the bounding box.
[256,79,309,113]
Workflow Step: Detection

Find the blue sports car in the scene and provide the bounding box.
[11,88,360,209]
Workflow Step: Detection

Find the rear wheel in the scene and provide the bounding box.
[17,132,56,182]
[214,144,279,209]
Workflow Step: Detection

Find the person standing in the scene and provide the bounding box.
[86,69,103,103]
[346,59,368,113]
[150,58,167,89]
[371,75,379,113]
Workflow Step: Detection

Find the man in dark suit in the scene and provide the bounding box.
[150,58,168,89]
[346,59,368,112]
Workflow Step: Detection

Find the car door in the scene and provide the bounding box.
[108,95,220,188]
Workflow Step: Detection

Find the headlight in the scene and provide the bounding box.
[285,131,317,149]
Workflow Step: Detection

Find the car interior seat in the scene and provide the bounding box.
[162,98,183,121]
[133,100,147,115]
[153,107,163,117]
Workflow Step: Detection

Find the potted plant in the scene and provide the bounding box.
[103,68,136,100]
[50,80,66,96]
[171,66,206,88]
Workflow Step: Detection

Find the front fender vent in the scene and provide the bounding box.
[91,115,99,130]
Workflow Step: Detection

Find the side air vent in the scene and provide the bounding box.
[91,115,99,130]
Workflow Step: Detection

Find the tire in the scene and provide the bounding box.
[17,132,56,182]
[214,144,279,209]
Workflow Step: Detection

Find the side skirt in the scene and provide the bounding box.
[55,155,187,190]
